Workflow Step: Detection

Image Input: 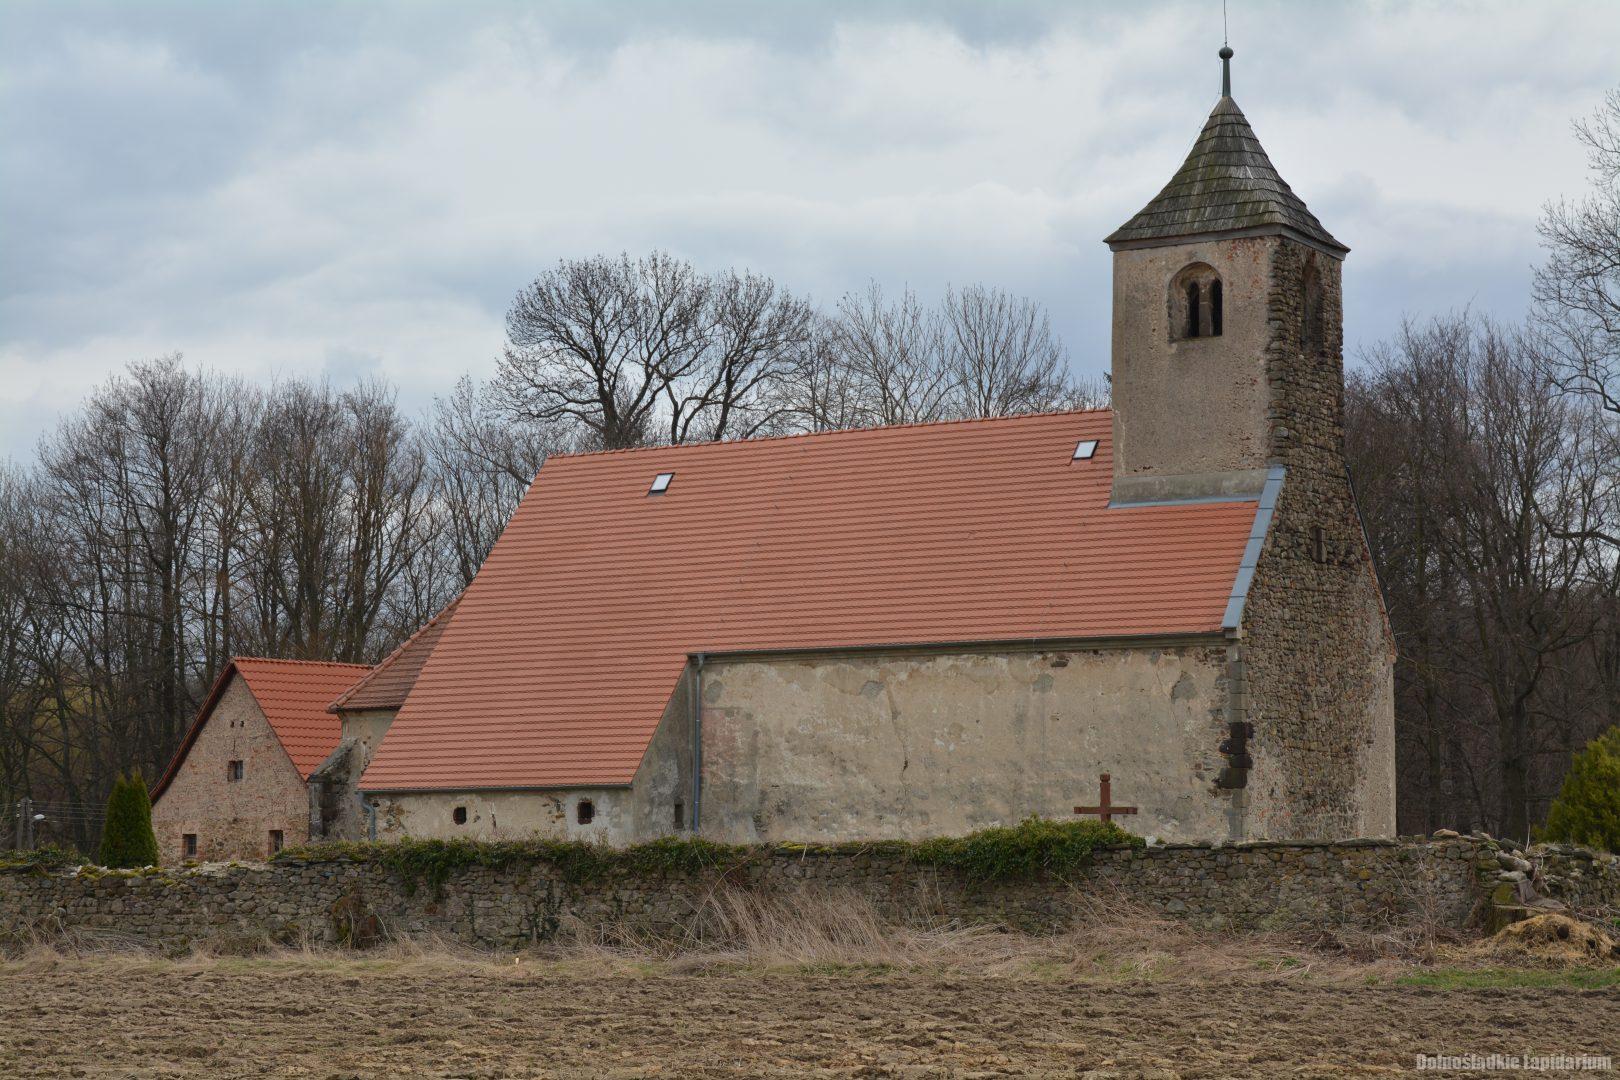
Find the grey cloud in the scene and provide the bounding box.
[3,0,1618,459]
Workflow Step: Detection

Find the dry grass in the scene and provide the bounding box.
[4,883,1608,988]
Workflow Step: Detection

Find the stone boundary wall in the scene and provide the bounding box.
[3,836,1616,953]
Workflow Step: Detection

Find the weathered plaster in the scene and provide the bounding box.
[372,787,635,844]
[697,645,1232,844]
[1110,236,1283,485]
[308,708,398,842]
[339,709,395,761]
[150,677,309,863]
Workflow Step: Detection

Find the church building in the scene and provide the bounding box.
[342,51,1397,845]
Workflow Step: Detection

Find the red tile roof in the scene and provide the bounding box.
[329,596,461,713]
[153,658,370,799]
[359,410,1262,792]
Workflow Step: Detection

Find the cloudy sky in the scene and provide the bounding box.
[3,0,1618,459]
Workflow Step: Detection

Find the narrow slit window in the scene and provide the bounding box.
[673,800,685,831]
[183,833,198,858]
[227,760,243,782]
[268,829,284,855]
[1072,439,1098,461]
[1310,525,1327,564]
[1185,281,1202,338]
[577,799,595,825]
[1209,280,1223,336]
[649,472,674,495]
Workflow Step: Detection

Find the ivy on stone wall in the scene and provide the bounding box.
[912,818,1144,882]
[274,818,1144,897]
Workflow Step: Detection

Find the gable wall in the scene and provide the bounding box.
[696,644,1234,843]
[150,678,311,862]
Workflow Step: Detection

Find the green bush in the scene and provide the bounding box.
[98,774,161,868]
[1543,727,1620,853]
[912,816,1143,881]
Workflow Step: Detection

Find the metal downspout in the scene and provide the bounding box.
[690,654,706,834]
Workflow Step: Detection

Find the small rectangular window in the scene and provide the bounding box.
[452,806,467,825]
[1072,439,1099,461]
[673,800,685,831]
[183,834,198,858]
[1310,525,1327,564]
[227,760,243,782]
[268,829,284,855]
[577,799,595,825]
[649,472,674,495]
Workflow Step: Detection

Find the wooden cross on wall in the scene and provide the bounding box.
[1074,773,1137,824]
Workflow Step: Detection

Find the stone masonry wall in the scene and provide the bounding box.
[1242,238,1397,840]
[150,677,312,864]
[4,836,1614,954]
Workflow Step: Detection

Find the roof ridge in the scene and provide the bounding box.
[232,655,372,669]
[545,407,1110,462]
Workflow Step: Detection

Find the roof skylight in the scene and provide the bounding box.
[649,472,674,495]
[1072,440,1099,461]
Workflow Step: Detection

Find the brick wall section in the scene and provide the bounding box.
[1243,239,1397,839]
[5,838,1614,953]
[150,678,310,863]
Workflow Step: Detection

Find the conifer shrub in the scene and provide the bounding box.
[98,774,162,868]
[1543,727,1620,853]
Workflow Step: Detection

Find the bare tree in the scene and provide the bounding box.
[241,378,434,662]
[827,282,955,426]
[1349,314,1614,838]
[425,376,558,585]
[494,252,814,450]
[1535,88,1620,416]
[941,284,1074,418]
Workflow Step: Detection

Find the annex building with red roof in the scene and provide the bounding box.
[335,55,1396,846]
[150,658,369,862]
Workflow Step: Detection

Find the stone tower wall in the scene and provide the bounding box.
[1241,237,1396,838]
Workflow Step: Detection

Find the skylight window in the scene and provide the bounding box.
[1072,440,1099,461]
[649,472,674,495]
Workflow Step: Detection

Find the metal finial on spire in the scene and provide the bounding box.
[1220,0,1233,97]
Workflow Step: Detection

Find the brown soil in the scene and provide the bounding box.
[1,958,1615,1079]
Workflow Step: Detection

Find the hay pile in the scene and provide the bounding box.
[1468,914,1620,967]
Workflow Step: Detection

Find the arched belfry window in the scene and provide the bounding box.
[1301,257,1324,356]
[1171,263,1224,341]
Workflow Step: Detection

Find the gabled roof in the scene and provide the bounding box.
[329,596,461,713]
[1105,95,1346,254]
[359,411,1264,793]
[152,658,370,800]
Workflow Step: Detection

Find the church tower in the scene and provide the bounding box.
[1104,48,1396,841]
[1105,45,1348,506]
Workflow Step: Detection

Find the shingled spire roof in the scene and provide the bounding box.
[1105,60,1346,254]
